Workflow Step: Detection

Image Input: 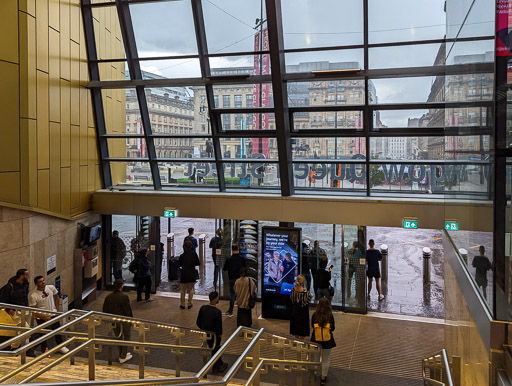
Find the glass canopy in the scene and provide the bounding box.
[82,0,494,198]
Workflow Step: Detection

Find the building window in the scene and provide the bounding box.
[235,114,243,129]
[223,95,231,108]
[222,115,231,130]
[246,113,253,128]
[214,95,219,107]
[246,94,253,107]
[201,95,206,103]
[234,95,242,108]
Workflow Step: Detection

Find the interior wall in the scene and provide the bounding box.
[0,0,125,219]
[0,206,101,302]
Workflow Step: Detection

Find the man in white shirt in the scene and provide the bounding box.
[28,276,69,354]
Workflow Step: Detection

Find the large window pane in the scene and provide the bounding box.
[223,162,280,189]
[371,77,440,104]
[145,87,195,134]
[375,109,439,128]
[130,1,198,57]
[203,0,266,54]
[293,163,367,193]
[111,161,153,188]
[219,138,278,159]
[446,39,494,65]
[369,0,446,44]
[285,50,364,73]
[213,84,273,108]
[294,111,363,130]
[282,0,363,49]
[140,59,202,79]
[370,43,444,69]
[292,137,367,160]
[160,162,219,187]
[288,80,365,107]
[219,113,276,131]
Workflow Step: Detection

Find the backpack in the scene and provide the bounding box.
[313,323,331,342]
[128,258,139,274]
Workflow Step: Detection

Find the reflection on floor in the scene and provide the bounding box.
[85,291,445,385]
[367,227,444,319]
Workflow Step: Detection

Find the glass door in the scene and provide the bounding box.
[342,225,367,313]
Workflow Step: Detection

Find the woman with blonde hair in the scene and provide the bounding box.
[311,298,336,385]
[289,274,312,339]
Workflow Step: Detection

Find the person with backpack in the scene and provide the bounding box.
[133,248,152,302]
[178,240,200,309]
[223,244,246,316]
[183,228,198,254]
[311,298,336,385]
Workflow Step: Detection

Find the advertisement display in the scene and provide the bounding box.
[261,227,301,319]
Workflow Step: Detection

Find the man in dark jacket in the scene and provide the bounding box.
[179,240,200,309]
[134,248,152,302]
[314,258,332,301]
[111,230,126,280]
[183,228,198,253]
[1,269,30,311]
[196,291,228,374]
[222,244,246,316]
[103,279,133,364]
[209,229,223,289]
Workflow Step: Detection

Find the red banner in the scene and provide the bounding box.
[497,0,512,56]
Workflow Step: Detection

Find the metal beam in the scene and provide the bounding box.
[265,0,294,196]
[115,0,162,189]
[81,0,112,188]
[191,0,226,191]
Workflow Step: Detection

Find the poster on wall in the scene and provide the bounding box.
[261,227,301,319]
[46,255,56,275]
[497,0,512,56]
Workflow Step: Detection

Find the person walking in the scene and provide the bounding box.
[183,227,198,253]
[196,291,229,374]
[29,276,69,354]
[301,241,312,293]
[310,241,327,292]
[222,244,246,316]
[134,248,152,302]
[472,245,492,299]
[209,229,223,290]
[234,267,256,327]
[111,230,126,280]
[314,258,332,301]
[102,279,133,364]
[179,240,200,309]
[311,298,336,385]
[347,241,363,298]
[366,239,384,301]
[289,275,312,339]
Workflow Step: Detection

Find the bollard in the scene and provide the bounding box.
[198,234,206,268]
[458,248,468,265]
[166,233,175,261]
[423,247,431,283]
[380,244,388,295]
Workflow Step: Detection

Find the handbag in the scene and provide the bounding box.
[328,285,335,297]
[248,278,257,309]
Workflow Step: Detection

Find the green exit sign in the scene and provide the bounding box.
[163,209,177,218]
[403,220,418,229]
[445,221,459,231]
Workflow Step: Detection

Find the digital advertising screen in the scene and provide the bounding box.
[262,227,301,296]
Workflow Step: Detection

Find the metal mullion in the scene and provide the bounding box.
[138,54,200,61]
[157,158,215,163]
[266,0,294,196]
[369,128,445,137]
[81,0,112,188]
[213,107,275,114]
[107,157,149,162]
[363,0,370,197]
[220,159,279,164]
[292,159,365,164]
[367,35,494,49]
[208,51,270,58]
[291,130,364,137]
[370,101,493,110]
[290,105,364,113]
[369,160,490,165]
[150,134,212,139]
[116,0,161,189]
[217,131,277,138]
[90,58,127,64]
[102,134,145,138]
[191,0,225,192]
[284,44,365,54]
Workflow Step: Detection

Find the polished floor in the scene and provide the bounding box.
[83,289,446,385]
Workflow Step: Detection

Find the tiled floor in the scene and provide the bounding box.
[83,290,446,385]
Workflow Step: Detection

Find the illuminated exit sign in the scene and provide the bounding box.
[403,219,418,229]
[445,221,459,231]
[163,208,177,218]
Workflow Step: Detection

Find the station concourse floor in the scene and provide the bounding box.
[84,290,445,385]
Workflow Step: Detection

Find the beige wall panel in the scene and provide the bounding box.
[69,0,80,43]
[49,0,60,31]
[36,71,50,170]
[49,28,61,123]
[87,127,97,164]
[36,1,49,72]
[95,166,101,191]
[60,167,71,216]
[79,165,88,212]
[60,0,71,81]
[0,1,19,63]
[79,87,88,166]
[70,125,80,209]
[70,42,80,126]
[0,246,30,286]
[20,119,37,207]
[104,6,111,32]
[19,0,36,17]
[60,79,71,167]
[0,61,20,172]
[49,122,61,213]
[87,164,96,193]
[0,173,20,204]
[87,93,95,128]
[79,18,88,87]
[37,169,50,211]
[19,13,37,120]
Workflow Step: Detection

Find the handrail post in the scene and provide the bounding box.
[133,322,150,379]
[252,336,261,386]
[84,315,101,380]
[278,346,285,386]
[69,315,76,365]
[296,344,303,386]
[175,332,182,377]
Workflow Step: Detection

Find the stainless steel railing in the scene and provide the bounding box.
[422,349,461,386]
[0,303,321,386]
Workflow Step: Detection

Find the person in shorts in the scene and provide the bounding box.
[366,239,384,301]
[472,245,492,299]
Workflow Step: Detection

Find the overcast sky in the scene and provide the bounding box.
[126,0,494,127]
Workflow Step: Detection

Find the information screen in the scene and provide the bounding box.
[262,227,301,295]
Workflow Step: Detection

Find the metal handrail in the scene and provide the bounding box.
[422,349,456,386]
